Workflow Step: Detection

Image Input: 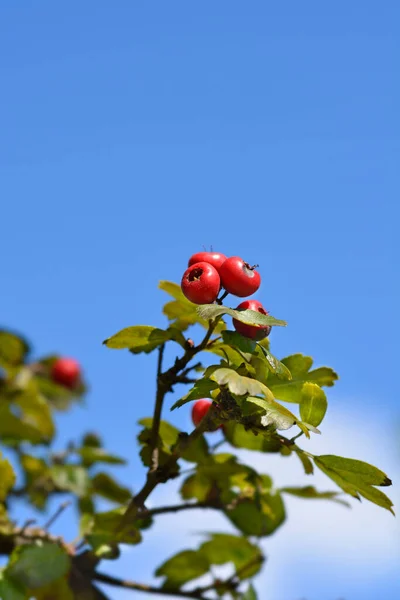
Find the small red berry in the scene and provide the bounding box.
[191,399,213,427]
[188,252,227,273]
[233,300,271,340]
[51,357,81,389]
[181,262,220,305]
[219,257,260,297]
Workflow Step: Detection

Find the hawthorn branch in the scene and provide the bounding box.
[149,344,166,472]
[123,319,220,523]
[93,572,208,599]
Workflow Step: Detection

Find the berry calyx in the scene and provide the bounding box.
[233,300,271,340]
[188,252,227,273]
[51,357,81,389]
[219,257,261,297]
[181,262,220,305]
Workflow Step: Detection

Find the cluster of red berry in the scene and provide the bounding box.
[181,251,271,341]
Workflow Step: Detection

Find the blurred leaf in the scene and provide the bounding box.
[7,543,70,590]
[0,402,47,445]
[294,449,314,475]
[299,383,328,427]
[171,379,219,411]
[0,570,25,600]
[199,534,262,579]
[14,391,55,441]
[314,455,394,513]
[267,354,338,403]
[180,434,209,464]
[197,305,287,327]
[281,485,350,506]
[77,447,126,467]
[223,423,282,453]
[21,454,52,510]
[83,507,142,551]
[50,465,90,497]
[92,473,131,504]
[0,330,30,367]
[139,418,180,447]
[243,584,258,600]
[155,550,210,590]
[103,326,186,353]
[180,472,212,502]
[34,577,73,600]
[159,280,193,303]
[35,377,81,411]
[226,492,285,537]
[0,453,15,501]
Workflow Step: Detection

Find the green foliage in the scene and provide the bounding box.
[0,279,394,600]
[103,325,186,352]
[7,543,70,590]
[314,455,394,514]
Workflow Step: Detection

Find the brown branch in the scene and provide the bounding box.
[121,320,220,526]
[149,344,166,472]
[93,572,208,599]
[144,501,221,518]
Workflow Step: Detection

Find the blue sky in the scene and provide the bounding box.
[1,2,399,599]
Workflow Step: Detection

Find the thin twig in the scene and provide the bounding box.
[149,344,166,472]
[43,500,71,530]
[93,572,207,599]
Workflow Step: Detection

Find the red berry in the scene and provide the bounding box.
[191,399,213,427]
[188,252,227,273]
[51,357,81,389]
[233,300,271,340]
[219,257,260,297]
[181,262,220,305]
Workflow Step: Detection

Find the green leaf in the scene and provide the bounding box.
[258,346,292,380]
[243,584,258,600]
[210,368,274,400]
[138,418,180,447]
[0,453,15,501]
[222,331,257,354]
[299,383,328,427]
[92,473,131,504]
[171,378,219,411]
[223,422,282,453]
[197,305,287,328]
[314,455,394,513]
[247,397,297,431]
[77,447,126,467]
[103,326,186,352]
[0,330,30,367]
[14,390,55,441]
[35,377,81,411]
[0,402,48,445]
[34,577,74,600]
[199,534,262,579]
[226,493,285,537]
[7,543,70,590]
[267,354,338,403]
[180,472,212,502]
[159,280,193,303]
[83,507,142,550]
[0,570,25,600]
[180,434,209,464]
[281,485,350,507]
[50,465,91,497]
[294,449,314,475]
[155,550,210,590]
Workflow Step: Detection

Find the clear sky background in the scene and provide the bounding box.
[1,2,399,599]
